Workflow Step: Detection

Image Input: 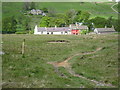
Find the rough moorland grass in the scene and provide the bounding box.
[2,34,118,88]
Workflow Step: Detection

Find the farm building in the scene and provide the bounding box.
[94,27,116,34]
[29,9,46,16]
[70,25,88,35]
[34,24,88,35]
[34,25,71,35]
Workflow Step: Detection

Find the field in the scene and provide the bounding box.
[2,33,118,88]
[2,2,118,19]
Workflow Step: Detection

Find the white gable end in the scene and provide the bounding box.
[34,25,38,34]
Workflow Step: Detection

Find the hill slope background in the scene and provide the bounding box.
[2,2,118,19]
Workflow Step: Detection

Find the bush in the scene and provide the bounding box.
[15,31,27,34]
[90,17,107,28]
[29,30,34,34]
[80,30,89,34]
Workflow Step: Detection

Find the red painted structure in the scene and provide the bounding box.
[71,29,79,35]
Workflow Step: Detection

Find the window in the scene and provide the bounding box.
[65,31,67,33]
[73,33,75,34]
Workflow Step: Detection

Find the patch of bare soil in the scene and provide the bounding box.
[47,61,70,68]
[48,42,66,43]
[48,40,69,43]
[47,47,115,87]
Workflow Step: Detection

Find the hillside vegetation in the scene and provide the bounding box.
[2,2,118,19]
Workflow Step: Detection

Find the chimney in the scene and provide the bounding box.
[112,25,114,29]
[69,24,72,28]
[34,25,38,34]
[76,22,79,29]
[75,22,78,26]
[105,25,107,28]
[45,27,47,31]
[55,25,57,29]
[79,23,82,26]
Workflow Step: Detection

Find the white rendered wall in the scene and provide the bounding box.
[94,29,98,34]
[63,31,71,35]
[34,32,42,34]
[42,31,47,34]
[34,25,38,34]
[68,32,71,34]
[34,31,71,35]
[53,32,62,35]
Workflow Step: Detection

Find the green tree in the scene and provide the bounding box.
[16,24,24,32]
[53,14,66,27]
[76,10,81,15]
[66,9,77,25]
[2,18,9,33]
[11,16,17,31]
[51,18,66,27]
[30,2,36,10]
[74,11,90,23]
[106,16,113,28]
[40,16,51,27]
[41,8,48,13]
[112,19,120,32]
[90,17,107,28]
[23,2,30,11]
[24,18,31,32]
[2,16,17,34]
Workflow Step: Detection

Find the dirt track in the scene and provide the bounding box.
[47,47,116,87]
[48,47,103,68]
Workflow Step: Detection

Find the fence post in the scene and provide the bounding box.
[22,39,25,57]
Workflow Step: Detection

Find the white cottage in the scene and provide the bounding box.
[34,25,71,35]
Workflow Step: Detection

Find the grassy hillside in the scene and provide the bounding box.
[2,2,118,19]
[2,34,118,88]
[2,2,23,19]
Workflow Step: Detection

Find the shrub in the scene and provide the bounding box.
[90,17,107,28]
[15,31,27,34]
[29,30,34,34]
[80,30,89,34]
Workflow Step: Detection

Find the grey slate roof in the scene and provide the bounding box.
[37,25,88,32]
[78,26,88,30]
[37,27,71,32]
[37,27,46,32]
[71,25,88,30]
[96,28,116,33]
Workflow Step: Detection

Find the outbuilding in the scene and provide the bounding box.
[94,27,116,34]
[71,25,88,35]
